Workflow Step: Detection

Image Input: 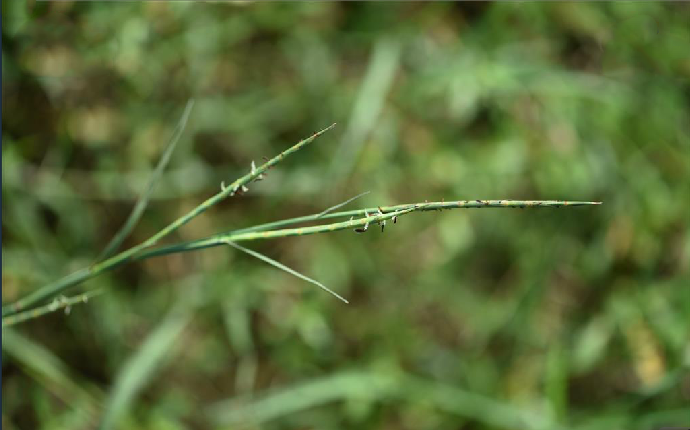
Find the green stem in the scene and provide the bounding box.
[222,199,602,236]
[140,206,417,260]
[138,199,600,260]
[92,123,337,271]
[1,199,600,319]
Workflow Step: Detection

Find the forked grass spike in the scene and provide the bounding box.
[2,124,337,318]
[217,199,602,238]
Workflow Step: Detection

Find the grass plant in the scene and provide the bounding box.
[1,110,600,325]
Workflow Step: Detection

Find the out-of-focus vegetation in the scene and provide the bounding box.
[2,1,689,429]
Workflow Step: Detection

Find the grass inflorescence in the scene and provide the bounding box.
[1,111,600,324]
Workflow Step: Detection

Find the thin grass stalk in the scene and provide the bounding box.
[98,99,195,260]
[135,200,601,260]
[208,199,602,237]
[2,290,103,328]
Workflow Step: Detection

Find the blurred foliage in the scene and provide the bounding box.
[2,1,690,429]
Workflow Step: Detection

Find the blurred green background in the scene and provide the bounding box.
[2,1,689,429]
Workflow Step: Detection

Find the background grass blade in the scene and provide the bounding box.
[2,328,101,426]
[98,99,195,260]
[206,371,396,426]
[207,371,553,429]
[99,306,192,430]
[225,241,349,303]
[329,37,401,185]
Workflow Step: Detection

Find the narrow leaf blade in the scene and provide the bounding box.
[317,190,370,218]
[99,308,191,430]
[225,241,348,304]
[98,99,195,260]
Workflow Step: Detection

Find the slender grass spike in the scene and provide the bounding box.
[1,117,604,320]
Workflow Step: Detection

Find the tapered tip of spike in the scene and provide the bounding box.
[321,123,337,133]
[310,123,337,139]
[564,201,603,206]
[327,289,349,304]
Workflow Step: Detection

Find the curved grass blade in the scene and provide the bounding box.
[225,241,349,304]
[330,37,401,184]
[98,99,195,261]
[206,371,551,429]
[207,371,395,426]
[316,190,370,218]
[99,306,191,430]
[2,328,100,423]
[2,290,103,328]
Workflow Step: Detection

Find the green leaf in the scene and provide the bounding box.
[98,99,195,261]
[225,240,349,304]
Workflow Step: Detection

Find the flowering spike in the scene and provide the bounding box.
[251,160,265,180]
[354,221,369,233]
[355,211,371,233]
